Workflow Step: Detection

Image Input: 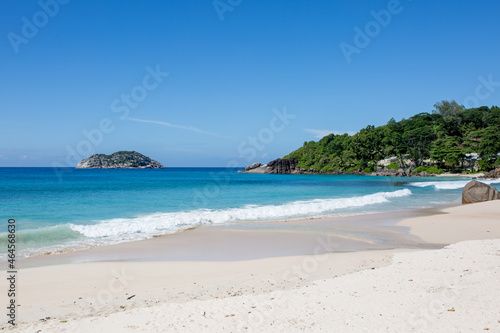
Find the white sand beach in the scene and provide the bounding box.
[2,200,500,332]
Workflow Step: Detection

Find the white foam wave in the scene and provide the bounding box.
[409,179,500,190]
[70,189,412,239]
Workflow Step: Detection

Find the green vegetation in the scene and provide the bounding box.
[386,162,399,170]
[412,166,444,174]
[284,102,500,173]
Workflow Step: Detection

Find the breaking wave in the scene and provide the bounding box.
[409,179,500,190]
[70,189,412,238]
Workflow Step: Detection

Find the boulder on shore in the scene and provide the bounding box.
[242,158,298,174]
[462,180,500,204]
[245,163,262,171]
[480,167,500,179]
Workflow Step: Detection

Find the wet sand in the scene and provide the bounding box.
[2,201,500,332]
[13,206,449,269]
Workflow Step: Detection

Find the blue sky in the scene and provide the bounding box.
[1,0,499,167]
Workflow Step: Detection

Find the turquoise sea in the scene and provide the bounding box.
[1,167,499,259]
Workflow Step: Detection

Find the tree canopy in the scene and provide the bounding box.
[284,103,500,173]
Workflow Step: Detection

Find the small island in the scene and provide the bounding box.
[76,151,165,169]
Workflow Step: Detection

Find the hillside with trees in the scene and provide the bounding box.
[284,101,500,174]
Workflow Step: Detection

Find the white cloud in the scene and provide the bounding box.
[126,118,235,140]
[304,128,355,138]
[18,154,40,160]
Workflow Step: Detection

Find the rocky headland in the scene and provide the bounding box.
[240,157,435,177]
[76,151,165,169]
[479,167,500,179]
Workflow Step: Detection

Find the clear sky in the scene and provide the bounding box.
[1,0,499,167]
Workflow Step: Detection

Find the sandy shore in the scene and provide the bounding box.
[14,207,442,269]
[1,201,499,332]
[397,200,500,244]
[435,173,484,178]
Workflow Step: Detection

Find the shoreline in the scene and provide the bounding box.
[7,204,456,269]
[435,172,484,178]
[241,158,491,178]
[2,201,499,331]
[397,200,500,243]
[5,174,499,266]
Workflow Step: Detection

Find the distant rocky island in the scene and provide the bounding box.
[76,151,165,169]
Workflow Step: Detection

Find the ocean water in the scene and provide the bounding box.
[1,167,499,259]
